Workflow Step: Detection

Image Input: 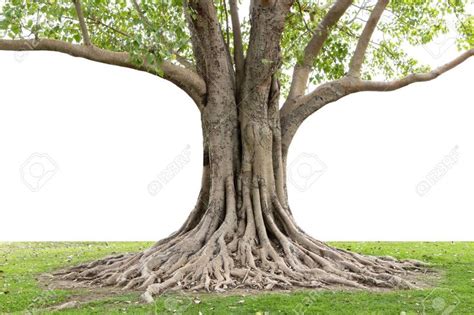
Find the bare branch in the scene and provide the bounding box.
[222,0,230,47]
[229,0,245,98]
[281,49,474,155]
[183,2,207,79]
[72,0,91,46]
[347,0,388,77]
[241,0,292,110]
[0,39,206,109]
[348,49,474,92]
[285,0,353,102]
[185,0,235,87]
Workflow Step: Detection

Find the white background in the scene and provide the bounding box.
[0,40,473,241]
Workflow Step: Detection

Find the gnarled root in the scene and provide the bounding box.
[54,177,427,302]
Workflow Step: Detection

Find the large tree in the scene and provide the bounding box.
[1,0,472,302]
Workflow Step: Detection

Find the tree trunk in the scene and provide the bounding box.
[56,77,423,300]
[53,0,427,301]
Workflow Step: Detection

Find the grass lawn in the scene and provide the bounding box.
[0,242,473,314]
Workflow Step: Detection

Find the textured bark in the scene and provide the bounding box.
[4,0,471,302]
[42,0,427,302]
[0,39,206,107]
[0,0,471,302]
[55,76,424,300]
[53,3,426,301]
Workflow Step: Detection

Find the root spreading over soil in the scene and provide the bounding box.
[54,178,427,302]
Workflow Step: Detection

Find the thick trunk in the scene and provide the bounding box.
[55,87,424,301]
[53,0,426,302]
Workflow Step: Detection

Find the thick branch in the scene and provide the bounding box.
[242,0,293,98]
[285,0,353,102]
[347,0,388,77]
[186,0,235,92]
[72,0,91,46]
[281,79,348,157]
[281,49,474,156]
[0,39,206,109]
[229,0,245,98]
[348,49,474,92]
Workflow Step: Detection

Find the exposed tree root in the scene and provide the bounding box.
[54,177,427,303]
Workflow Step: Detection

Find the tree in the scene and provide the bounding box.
[1,0,472,302]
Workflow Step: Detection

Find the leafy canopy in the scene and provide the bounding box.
[1,0,472,94]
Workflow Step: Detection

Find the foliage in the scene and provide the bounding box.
[282,0,472,87]
[0,0,472,93]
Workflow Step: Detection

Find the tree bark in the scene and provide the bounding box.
[2,0,473,302]
[55,69,424,302]
[51,0,428,301]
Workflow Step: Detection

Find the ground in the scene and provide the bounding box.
[0,242,473,314]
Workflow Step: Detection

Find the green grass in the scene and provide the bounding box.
[0,242,473,314]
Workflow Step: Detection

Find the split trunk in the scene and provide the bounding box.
[56,0,424,300]
[58,68,422,300]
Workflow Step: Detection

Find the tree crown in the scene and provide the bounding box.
[1,0,472,96]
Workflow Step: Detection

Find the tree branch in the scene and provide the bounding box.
[186,0,235,90]
[131,0,155,29]
[229,0,245,98]
[348,49,474,92]
[285,0,353,103]
[347,0,388,77]
[174,53,195,70]
[72,0,92,46]
[83,15,196,71]
[0,39,206,110]
[281,49,474,156]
